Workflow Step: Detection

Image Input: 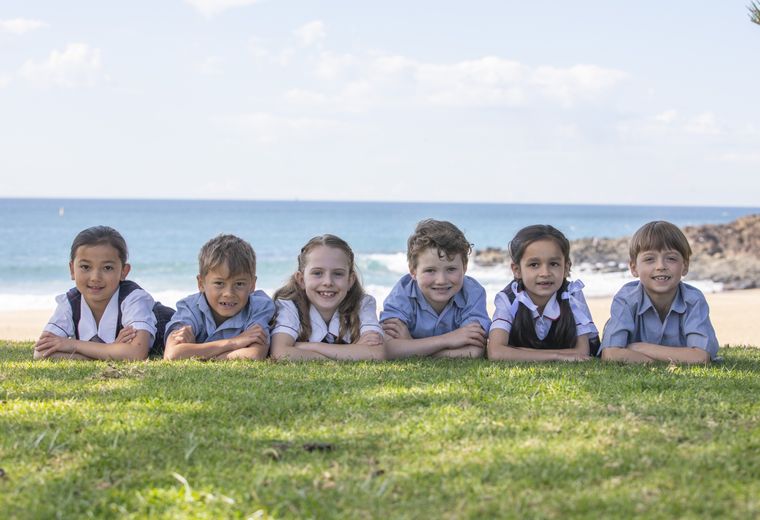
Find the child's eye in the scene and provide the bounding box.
[527,262,538,268]
[104,266,113,271]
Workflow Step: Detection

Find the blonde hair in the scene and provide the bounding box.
[407,219,472,269]
[273,235,364,343]
[629,221,692,263]
[198,234,257,278]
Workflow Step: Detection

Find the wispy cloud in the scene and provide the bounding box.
[19,43,105,88]
[685,112,722,136]
[215,112,341,144]
[287,52,628,111]
[185,0,261,17]
[0,18,47,35]
[295,20,326,47]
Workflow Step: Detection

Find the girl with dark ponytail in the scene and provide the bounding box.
[487,225,598,361]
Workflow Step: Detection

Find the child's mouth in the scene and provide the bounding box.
[652,275,671,281]
[317,291,337,298]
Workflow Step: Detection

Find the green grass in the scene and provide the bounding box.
[2,342,760,519]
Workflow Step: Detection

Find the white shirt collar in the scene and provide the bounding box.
[78,290,120,343]
[308,305,342,342]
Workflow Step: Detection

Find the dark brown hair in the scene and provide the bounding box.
[629,221,692,264]
[407,219,472,269]
[198,234,257,278]
[70,226,128,265]
[273,234,364,343]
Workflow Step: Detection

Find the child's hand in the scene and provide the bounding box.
[356,332,383,346]
[170,325,195,345]
[232,324,267,349]
[115,326,137,344]
[382,319,411,340]
[34,332,75,357]
[445,323,487,349]
[559,351,591,362]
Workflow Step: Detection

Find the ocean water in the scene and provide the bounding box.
[0,198,756,311]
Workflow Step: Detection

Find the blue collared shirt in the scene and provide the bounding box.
[379,274,491,338]
[165,290,275,343]
[600,280,719,359]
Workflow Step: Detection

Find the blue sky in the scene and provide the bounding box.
[1,1,758,205]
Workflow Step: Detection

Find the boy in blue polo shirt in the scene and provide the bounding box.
[380,219,490,359]
[600,221,719,364]
[164,234,275,360]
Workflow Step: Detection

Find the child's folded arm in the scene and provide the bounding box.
[384,321,484,359]
[269,332,330,361]
[627,342,710,364]
[34,329,150,360]
[164,324,264,360]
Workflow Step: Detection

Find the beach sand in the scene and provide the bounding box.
[1,289,759,346]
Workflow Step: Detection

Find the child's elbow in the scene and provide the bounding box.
[690,348,711,364]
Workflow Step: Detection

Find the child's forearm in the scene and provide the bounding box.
[270,343,331,361]
[215,345,269,360]
[73,340,150,361]
[300,342,385,361]
[628,342,711,363]
[432,346,484,359]
[600,347,656,363]
[164,338,244,360]
[487,342,568,361]
[384,336,449,359]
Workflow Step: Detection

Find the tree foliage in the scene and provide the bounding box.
[750,1,760,25]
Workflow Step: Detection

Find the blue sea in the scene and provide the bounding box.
[1,198,757,311]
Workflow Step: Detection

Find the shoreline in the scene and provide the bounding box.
[2,288,759,346]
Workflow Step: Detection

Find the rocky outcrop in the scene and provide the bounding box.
[473,214,760,290]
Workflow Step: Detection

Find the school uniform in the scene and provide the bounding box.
[165,290,275,343]
[379,274,491,338]
[489,280,598,340]
[44,286,157,343]
[271,294,383,343]
[599,280,719,359]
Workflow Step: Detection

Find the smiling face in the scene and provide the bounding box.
[630,249,688,303]
[197,262,256,326]
[411,247,466,314]
[511,238,569,310]
[296,245,355,322]
[69,244,131,314]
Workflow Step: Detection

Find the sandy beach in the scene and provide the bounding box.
[2,289,759,347]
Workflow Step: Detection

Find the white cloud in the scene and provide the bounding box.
[720,152,760,164]
[685,112,722,136]
[185,0,261,17]
[296,53,627,111]
[0,76,10,88]
[295,20,326,47]
[216,112,341,144]
[249,38,294,66]
[0,18,47,35]
[655,109,678,123]
[199,56,223,75]
[20,43,104,88]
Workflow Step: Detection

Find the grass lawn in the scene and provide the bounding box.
[1,342,759,519]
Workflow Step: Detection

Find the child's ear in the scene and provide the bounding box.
[120,263,131,281]
[250,275,258,292]
[295,271,305,289]
[510,262,521,279]
[196,274,204,292]
[629,261,639,278]
[682,261,689,277]
[69,261,75,281]
[409,263,417,280]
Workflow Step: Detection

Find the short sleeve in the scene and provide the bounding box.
[242,291,276,341]
[459,278,491,332]
[358,295,383,336]
[379,279,414,327]
[272,299,301,339]
[599,294,635,350]
[120,289,157,342]
[165,296,202,337]
[43,294,75,338]
[568,290,598,338]
[489,291,513,334]
[682,295,719,358]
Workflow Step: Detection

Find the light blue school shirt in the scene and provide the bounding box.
[379,274,491,338]
[600,281,719,359]
[165,290,275,343]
